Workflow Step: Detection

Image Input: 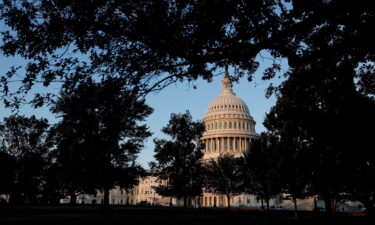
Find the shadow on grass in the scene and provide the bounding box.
[0,205,372,225]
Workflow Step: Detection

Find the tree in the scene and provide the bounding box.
[243,134,281,210]
[0,151,16,197]
[0,115,51,204]
[205,155,244,209]
[150,111,205,208]
[52,77,152,207]
[265,55,375,215]
[277,137,312,219]
[1,1,374,104]
[0,0,281,107]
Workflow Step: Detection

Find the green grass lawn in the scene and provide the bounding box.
[0,205,372,225]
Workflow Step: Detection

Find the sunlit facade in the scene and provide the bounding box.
[200,70,262,207]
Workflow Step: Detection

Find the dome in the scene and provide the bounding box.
[204,73,253,121]
[201,68,258,159]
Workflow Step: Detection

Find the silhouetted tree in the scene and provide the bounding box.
[243,134,281,210]
[3,1,373,108]
[0,151,16,198]
[52,77,152,207]
[205,155,244,209]
[265,56,375,215]
[151,111,205,208]
[0,115,51,204]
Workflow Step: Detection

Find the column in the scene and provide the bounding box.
[219,138,222,153]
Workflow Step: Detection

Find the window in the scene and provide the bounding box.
[233,122,236,129]
[224,122,227,129]
[229,122,232,129]
[239,122,241,129]
[215,123,217,129]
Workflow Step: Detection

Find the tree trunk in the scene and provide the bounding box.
[184,195,187,209]
[227,195,231,209]
[323,187,333,216]
[363,201,375,218]
[313,196,318,211]
[103,187,110,208]
[266,198,270,210]
[293,197,298,219]
[69,193,77,205]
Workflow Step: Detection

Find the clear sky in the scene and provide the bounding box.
[0,37,287,168]
[139,65,286,167]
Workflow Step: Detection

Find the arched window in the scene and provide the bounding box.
[215,122,217,129]
[229,122,232,129]
[238,122,241,129]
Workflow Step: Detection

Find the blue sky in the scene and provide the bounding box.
[0,19,289,167]
[139,65,286,167]
[0,38,287,168]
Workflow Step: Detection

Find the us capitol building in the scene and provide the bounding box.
[76,70,317,209]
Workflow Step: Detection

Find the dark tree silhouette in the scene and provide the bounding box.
[1,1,373,106]
[52,77,152,207]
[205,155,244,209]
[0,115,51,204]
[265,57,375,215]
[0,151,17,197]
[243,134,281,210]
[150,111,205,208]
